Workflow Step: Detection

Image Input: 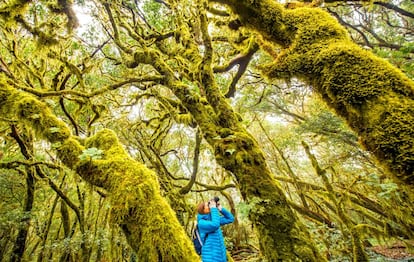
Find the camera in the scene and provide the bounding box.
[208,196,220,206]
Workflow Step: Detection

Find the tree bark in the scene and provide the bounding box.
[10,169,34,262]
[211,0,414,187]
[0,83,200,261]
[303,141,368,261]
[59,200,72,262]
[143,35,326,262]
[9,126,35,262]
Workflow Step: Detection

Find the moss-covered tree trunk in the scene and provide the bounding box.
[9,127,36,262]
[11,168,34,262]
[303,141,368,261]
[92,1,323,258]
[0,83,200,261]
[144,43,325,261]
[211,0,414,186]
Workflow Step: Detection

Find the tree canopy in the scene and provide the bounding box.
[0,0,413,261]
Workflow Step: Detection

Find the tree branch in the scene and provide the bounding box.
[214,39,259,98]
[179,128,202,194]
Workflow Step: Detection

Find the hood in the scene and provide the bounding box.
[198,213,211,221]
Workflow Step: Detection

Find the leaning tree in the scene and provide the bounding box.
[1,0,413,261]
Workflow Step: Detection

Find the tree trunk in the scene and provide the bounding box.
[9,127,35,262]
[211,0,414,187]
[303,141,368,261]
[10,169,34,262]
[145,40,325,261]
[0,84,200,261]
[59,200,72,262]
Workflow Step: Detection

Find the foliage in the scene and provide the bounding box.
[78,147,103,161]
[0,0,414,261]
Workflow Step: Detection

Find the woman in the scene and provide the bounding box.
[197,198,234,262]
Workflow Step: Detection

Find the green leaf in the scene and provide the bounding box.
[79,147,103,161]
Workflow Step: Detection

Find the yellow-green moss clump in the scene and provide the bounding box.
[56,137,84,168]
[211,128,324,261]
[172,52,325,259]
[77,129,200,261]
[16,97,71,143]
[220,0,414,186]
[0,82,200,261]
[0,0,30,23]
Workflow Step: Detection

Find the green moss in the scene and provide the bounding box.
[0,0,30,21]
[175,113,196,126]
[0,84,200,260]
[228,0,414,186]
[56,137,84,168]
[0,81,84,168]
[0,83,71,144]
[0,83,17,117]
[365,98,414,183]
[76,129,200,261]
[84,129,126,156]
[247,193,322,261]
[16,97,71,143]
[209,127,325,261]
[306,25,413,185]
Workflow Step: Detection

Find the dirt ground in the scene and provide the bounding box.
[370,241,414,261]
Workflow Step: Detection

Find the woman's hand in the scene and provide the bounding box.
[209,199,217,208]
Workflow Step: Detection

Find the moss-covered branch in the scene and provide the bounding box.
[10,76,163,99]
[212,0,414,187]
[0,82,200,261]
[0,0,78,44]
[214,38,260,98]
[322,0,414,19]
[179,128,202,194]
[136,20,325,262]
[302,141,368,261]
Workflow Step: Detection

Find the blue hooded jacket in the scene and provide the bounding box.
[197,207,234,262]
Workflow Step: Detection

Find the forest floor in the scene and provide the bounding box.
[230,241,414,261]
[368,241,414,261]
